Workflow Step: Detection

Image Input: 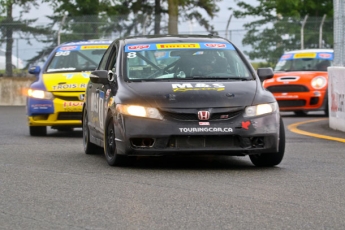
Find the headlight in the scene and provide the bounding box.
[311,76,327,89]
[27,89,54,100]
[244,102,278,117]
[116,104,163,120]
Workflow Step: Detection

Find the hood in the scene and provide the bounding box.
[118,80,258,108]
[42,72,90,92]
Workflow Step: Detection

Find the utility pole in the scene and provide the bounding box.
[319,14,327,48]
[57,12,68,45]
[225,14,233,40]
[301,14,309,49]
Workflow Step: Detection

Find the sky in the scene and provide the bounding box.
[10,0,258,65]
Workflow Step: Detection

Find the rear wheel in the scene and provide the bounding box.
[83,109,101,155]
[104,112,126,166]
[29,126,47,136]
[249,117,285,167]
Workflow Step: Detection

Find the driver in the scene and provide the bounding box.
[192,51,227,75]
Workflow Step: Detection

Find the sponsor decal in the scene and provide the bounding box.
[275,93,298,99]
[281,54,292,60]
[80,45,109,50]
[52,83,86,90]
[172,83,225,92]
[31,104,52,109]
[63,101,83,107]
[157,43,200,49]
[179,127,233,133]
[81,73,90,78]
[241,121,251,130]
[60,46,77,51]
[91,91,105,129]
[198,111,210,120]
[199,122,210,126]
[64,73,74,79]
[63,101,83,111]
[318,53,332,59]
[128,45,150,50]
[105,89,111,100]
[293,53,317,59]
[205,43,226,48]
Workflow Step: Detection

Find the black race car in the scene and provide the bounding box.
[82,34,285,167]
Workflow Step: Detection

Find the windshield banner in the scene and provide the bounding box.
[124,42,235,52]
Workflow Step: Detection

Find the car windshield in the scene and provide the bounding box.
[46,45,109,73]
[274,51,333,72]
[124,42,252,81]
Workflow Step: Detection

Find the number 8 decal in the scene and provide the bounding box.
[127,52,137,58]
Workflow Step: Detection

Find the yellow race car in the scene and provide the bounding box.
[26,40,111,136]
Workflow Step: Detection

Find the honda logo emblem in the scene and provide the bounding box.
[198,111,210,120]
[79,94,85,101]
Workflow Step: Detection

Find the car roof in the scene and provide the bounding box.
[284,49,333,54]
[59,39,112,47]
[121,34,229,45]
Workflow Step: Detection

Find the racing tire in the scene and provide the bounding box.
[83,109,101,155]
[324,100,329,117]
[104,112,126,166]
[56,127,74,132]
[29,126,47,136]
[294,110,308,116]
[249,117,285,167]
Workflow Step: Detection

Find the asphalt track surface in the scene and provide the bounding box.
[1,106,345,230]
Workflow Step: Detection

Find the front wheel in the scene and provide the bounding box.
[104,112,126,166]
[249,117,285,167]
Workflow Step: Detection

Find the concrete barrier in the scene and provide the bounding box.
[0,77,35,105]
[328,67,345,132]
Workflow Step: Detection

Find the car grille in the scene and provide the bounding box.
[266,85,309,93]
[277,100,306,107]
[166,135,266,149]
[57,112,82,120]
[54,95,81,101]
[160,110,242,121]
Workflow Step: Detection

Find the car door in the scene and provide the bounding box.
[93,44,118,139]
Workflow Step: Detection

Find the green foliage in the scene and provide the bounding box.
[232,0,334,63]
[0,0,52,75]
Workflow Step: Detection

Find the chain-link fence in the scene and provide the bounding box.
[333,0,345,66]
[0,14,337,72]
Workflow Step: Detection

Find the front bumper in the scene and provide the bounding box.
[114,112,281,156]
[27,96,83,127]
[272,90,327,112]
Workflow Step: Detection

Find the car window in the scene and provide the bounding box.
[274,51,333,72]
[46,44,109,73]
[99,45,115,70]
[124,42,252,80]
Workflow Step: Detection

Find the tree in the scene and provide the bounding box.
[167,0,222,34]
[232,0,333,64]
[0,0,51,76]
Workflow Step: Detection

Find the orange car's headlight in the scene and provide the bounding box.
[311,76,327,89]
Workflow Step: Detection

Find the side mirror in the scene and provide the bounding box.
[28,66,41,75]
[90,70,109,84]
[257,67,274,81]
[108,69,117,82]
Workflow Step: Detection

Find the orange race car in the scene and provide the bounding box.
[263,49,333,116]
